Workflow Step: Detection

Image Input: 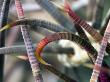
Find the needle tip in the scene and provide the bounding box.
[0,24,10,32]
[0,27,7,32]
[35,52,50,66]
[63,0,71,12]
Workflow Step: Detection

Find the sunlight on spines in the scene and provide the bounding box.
[0,24,11,32]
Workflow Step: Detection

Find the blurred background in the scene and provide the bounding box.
[1,0,110,82]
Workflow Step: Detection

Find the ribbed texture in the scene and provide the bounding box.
[15,0,43,82]
[35,0,75,32]
[36,32,97,64]
[15,19,71,32]
[90,20,110,82]
[0,44,74,54]
[64,1,110,56]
